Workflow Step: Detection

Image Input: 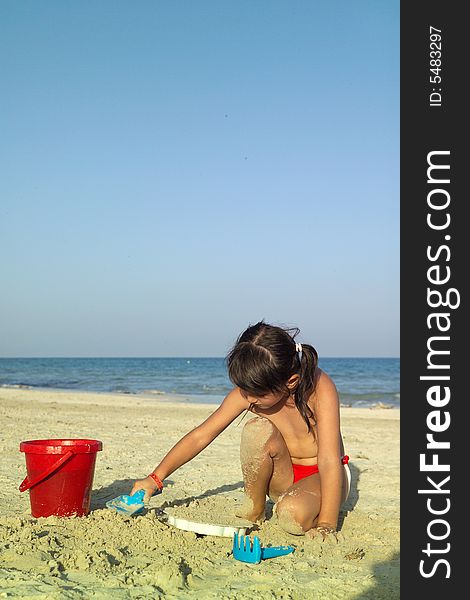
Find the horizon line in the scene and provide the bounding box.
[0,355,400,360]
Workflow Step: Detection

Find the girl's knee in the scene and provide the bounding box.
[275,490,319,535]
[241,417,279,448]
[243,416,275,433]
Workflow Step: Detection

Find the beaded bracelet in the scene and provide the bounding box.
[148,472,164,492]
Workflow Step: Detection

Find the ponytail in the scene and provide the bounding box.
[293,343,319,434]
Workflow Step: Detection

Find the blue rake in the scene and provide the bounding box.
[232,533,295,564]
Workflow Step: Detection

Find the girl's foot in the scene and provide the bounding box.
[235,498,266,523]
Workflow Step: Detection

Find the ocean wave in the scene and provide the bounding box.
[1,383,32,389]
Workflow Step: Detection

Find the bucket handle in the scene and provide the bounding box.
[19,450,74,492]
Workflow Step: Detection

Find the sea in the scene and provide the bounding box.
[0,357,399,408]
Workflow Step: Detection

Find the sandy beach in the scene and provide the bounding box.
[0,387,399,599]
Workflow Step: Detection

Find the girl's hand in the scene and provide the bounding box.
[130,476,161,503]
[306,522,344,544]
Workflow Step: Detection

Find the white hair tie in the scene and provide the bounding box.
[295,342,303,362]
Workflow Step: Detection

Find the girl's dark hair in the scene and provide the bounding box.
[226,321,319,433]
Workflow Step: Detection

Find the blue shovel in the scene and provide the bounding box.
[106,489,146,516]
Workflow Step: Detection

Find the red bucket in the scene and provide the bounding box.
[19,439,103,518]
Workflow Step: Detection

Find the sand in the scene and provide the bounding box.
[0,387,400,599]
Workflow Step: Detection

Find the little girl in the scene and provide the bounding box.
[131,321,350,541]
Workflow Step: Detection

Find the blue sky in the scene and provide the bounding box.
[0,1,399,358]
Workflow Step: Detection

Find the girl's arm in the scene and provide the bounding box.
[131,388,249,498]
[312,371,344,530]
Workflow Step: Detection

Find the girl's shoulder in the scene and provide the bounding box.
[309,368,339,409]
[314,367,337,391]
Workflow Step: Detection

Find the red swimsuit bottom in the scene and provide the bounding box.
[292,455,349,484]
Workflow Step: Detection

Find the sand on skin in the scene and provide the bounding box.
[0,387,399,599]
